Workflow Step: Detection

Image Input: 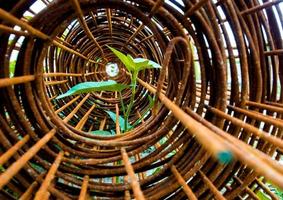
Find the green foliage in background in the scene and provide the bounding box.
[9,60,16,77]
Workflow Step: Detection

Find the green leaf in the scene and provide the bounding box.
[152,167,161,175]
[30,163,45,173]
[266,181,283,198]
[56,80,130,99]
[127,54,136,67]
[148,94,154,108]
[90,130,113,136]
[132,57,149,70]
[53,144,62,151]
[107,46,134,72]
[96,57,102,62]
[148,60,162,68]
[134,58,161,71]
[256,190,270,200]
[108,46,161,73]
[25,16,33,20]
[105,110,132,132]
[0,165,5,172]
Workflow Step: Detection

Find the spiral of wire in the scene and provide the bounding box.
[0,0,283,199]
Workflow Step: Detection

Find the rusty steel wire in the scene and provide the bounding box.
[0,0,283,199]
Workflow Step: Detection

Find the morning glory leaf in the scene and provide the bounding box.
[108,46,161,73]
[133,58,161,71]
[133,58,147,63]
[56,80,130,99]
[126,54,137,69]
[126,54,135,63]
[108,46,134,72]
[105,110,132,132]
[132,58,149,70]
[148,60,162,68]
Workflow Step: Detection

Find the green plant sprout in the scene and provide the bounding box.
[56,80,130,99]
[108,46,161,130]
[56,46,161,134]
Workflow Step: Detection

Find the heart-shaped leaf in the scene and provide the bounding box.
[126,54,136,67]
[134,58,161,71]
[56,80,129,99]
[131,57,149,70]
[148,60,162,68]
[105,110,132,132]
[108,46,161,73]
[108,46,134,72]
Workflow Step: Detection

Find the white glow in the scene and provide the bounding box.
[106,63,119,77]
[30,1,46,13]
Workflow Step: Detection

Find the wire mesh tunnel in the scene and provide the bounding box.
[0,0,283,199]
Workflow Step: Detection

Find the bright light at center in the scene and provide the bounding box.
[106,63,119,77]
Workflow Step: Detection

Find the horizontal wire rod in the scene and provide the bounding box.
[138,77,283,188]
[185,108,283,188]
[43,72,84,77]
[240,0,283,15]
[0,8,99,64]
[0,134,30,166]
[206,105,283,149]
[0,24,29,36]
[0,76,35,88]
[0,129,56,190]
[139,78,232,163]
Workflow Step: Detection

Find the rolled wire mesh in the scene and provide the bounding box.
[0,0,283,199]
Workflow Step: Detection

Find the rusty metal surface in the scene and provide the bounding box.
[0,0,283,199]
